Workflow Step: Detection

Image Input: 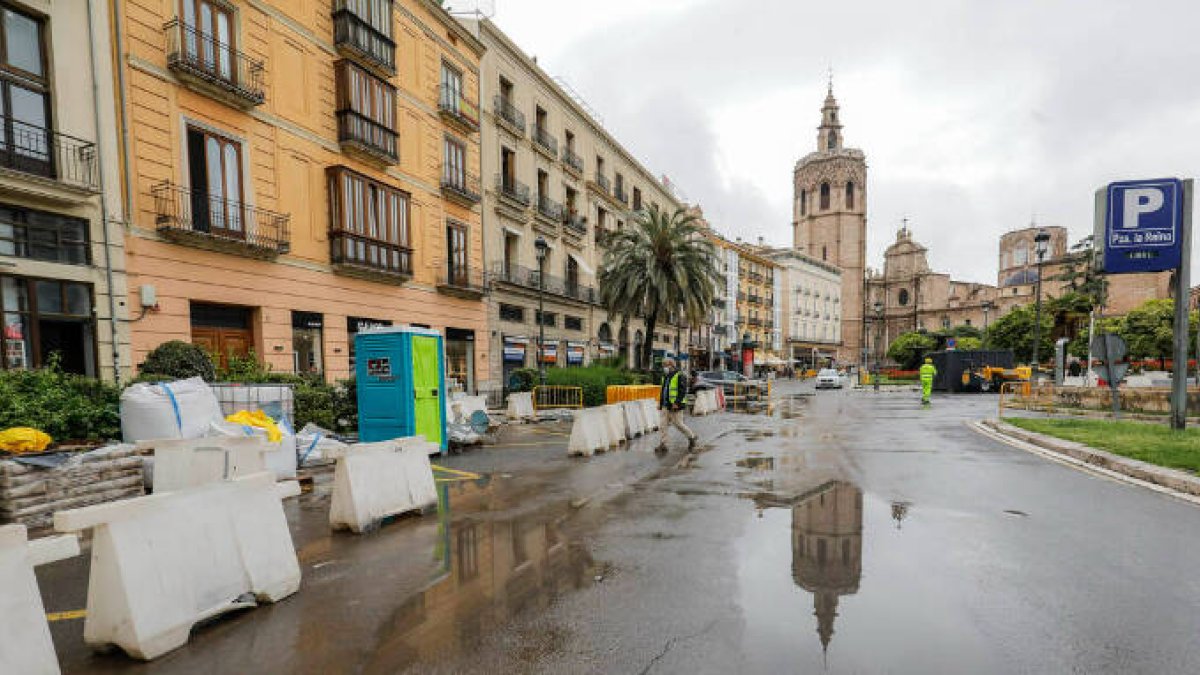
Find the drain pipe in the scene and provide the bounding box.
[109,0,134,222]
[87,0,122,383]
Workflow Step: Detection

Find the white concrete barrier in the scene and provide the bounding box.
[692,389,719,415]
[0,525,79,675]
[622,401,645,437]
[506,392,535,421]
[640,399,661,431]
[329,442,439,533]
[603,405,627,446]
[54,472,300,661]
[140,437,270,493]
[568,408,609,456]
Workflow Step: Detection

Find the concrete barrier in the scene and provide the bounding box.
[140,437,270,493]
[506,392,535,421]
[329,442,439,533]
[640,399,661,431]
[692,389,720,415]
[603,405,627,446]
[622,401,646,437]
[450,395,488,424]
[54,472,301,661]
[568,408,609,456]
[0,525,79,675]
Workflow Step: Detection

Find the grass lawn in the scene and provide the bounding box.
[1007,417,1200,474]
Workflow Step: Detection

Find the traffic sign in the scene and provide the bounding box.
[1090,333,1129,384]
[946,337,957,350]
[1095,178,1184,273]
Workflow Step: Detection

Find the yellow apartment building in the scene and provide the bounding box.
[112,0,489,390]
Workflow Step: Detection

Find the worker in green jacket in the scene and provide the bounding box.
[919,357,937,405]
[658,357,697,452]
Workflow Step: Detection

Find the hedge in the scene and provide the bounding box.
[0,362,121,443]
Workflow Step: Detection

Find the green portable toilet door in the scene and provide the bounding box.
[411,335,442,446]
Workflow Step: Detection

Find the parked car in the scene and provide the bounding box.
[694,370,767,399]
[815,368,844,389]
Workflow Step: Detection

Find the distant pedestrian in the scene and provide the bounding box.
[920,357,937,405]
[658,357,697,452]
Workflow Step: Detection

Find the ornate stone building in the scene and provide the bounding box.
[793,85,867,364]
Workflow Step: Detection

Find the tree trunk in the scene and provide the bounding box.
[642,312,658,372]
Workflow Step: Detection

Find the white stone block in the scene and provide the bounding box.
[54,472,300,661]
[329,442,438,533]
[0,525,79,675]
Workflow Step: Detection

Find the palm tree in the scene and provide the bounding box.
[598,205,720,369]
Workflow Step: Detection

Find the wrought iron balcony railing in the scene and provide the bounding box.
[330,230,412,278]
[441,170,481,204]
[437,266,487,298]
[593,172,611,193]
[533,126,558,157]
[563,211,587,235]
[563,147,583,174]
[337,109,398,163]
[165,19,265,107]
[536,193,563,222]
[438,84,480,131]
[0,115,98,192]
[489,262,595,303]
[496,173,530,206]
[492,95,525,134]
[332,3,396,74]
[152,181,289,256]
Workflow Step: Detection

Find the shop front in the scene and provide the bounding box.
[347,317,393,372]
[501,335,528,387]
[565,341,586,367]
[1,275,97,377]
[445,327,476,394]
[292,311,324,378]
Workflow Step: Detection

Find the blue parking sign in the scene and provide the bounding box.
[1102,178,1184,273]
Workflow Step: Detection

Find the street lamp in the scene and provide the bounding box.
[1031,230,1051,379]
[534,236,549,384]
[872,300,883,391]
[981,300,994,333]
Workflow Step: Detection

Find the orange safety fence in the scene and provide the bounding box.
[605,384,660,405]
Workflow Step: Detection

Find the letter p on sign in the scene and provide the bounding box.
[1122,187,1165,228]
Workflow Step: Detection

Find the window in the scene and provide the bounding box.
[565,256,579,293]
[2,275,95,376]
[0,5,50,177]
[446,220,467,284]
[564,129,575,152]
[500,146,515,187]
[633,187,642,211]
[186,126,244,237]
[819,182,830,210]
[335,60,397,157]
[332,0,394,71]
[827,132,836,150]
[535,310,555,327]
[499,77,513,103]
[800,189,807,216]
[328,166,411,275]
[439,61,463,113]
[597,207,607,231]
[565,186,578,214]
[564,316,583,331]
[821,245,827,261]
[443,136,466,188]
[499,303,523,322]
[898,288,910,306]
[941,317,950,329]
[291,311,323,377]
[845,182,855,209]
[536,169,549,200]
[0,205,89,265]
[180,0,236,82]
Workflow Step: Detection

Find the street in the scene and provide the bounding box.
[42,380,1200,674]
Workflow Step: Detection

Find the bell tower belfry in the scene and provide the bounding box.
[792,81,868,364]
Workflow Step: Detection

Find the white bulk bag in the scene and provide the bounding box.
[120,377,223,443]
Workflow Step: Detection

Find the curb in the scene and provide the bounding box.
[977,418,1200,499]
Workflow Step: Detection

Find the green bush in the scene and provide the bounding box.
[545,365,646,407]
[139,340,216,381]
[507,368,539,392]
[0,362,120,443]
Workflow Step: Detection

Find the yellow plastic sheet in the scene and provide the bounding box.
[0,427,53,453]
[225,410,282,443]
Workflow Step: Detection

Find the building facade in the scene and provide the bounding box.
[793,85,866,365]
[461,18,682,386]
[768,248,842,370]
[0,0,131,382]
[113,0,490,390]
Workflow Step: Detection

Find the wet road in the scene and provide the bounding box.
[44,381,1200,673]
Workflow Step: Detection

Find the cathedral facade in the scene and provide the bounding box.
[793,86,868,364]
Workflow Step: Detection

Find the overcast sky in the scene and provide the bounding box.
[460,0,1200,284]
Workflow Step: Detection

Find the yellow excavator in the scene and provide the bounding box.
[961,364,1032,392]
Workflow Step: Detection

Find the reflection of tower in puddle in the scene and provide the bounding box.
[791,481,863,658]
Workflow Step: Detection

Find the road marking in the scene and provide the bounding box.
[430,465,481,480]
[968,421,1200,507]
[46,609,86,622]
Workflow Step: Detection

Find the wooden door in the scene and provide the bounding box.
[192,326,251,369]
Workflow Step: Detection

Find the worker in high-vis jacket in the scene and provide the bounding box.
[658,357,697,452]
[919,357,937,405]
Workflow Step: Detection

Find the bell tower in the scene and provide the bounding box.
[793,81,868,364]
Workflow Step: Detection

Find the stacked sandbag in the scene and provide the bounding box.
[0,444,144,528]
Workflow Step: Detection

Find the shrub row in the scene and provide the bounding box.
[510,366,652,407]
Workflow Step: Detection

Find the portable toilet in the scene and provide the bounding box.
[355,326,447,453]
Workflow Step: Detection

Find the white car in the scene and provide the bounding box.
[815,369,843,389]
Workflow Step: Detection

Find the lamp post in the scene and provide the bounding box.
[981,300,994,333]
[535,236,549,384]
[1031,230,1051,379]
[873,300,883,392]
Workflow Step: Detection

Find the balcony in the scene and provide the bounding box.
[563,147,583,176]
[0,115,99,196]
[495,173,530,207]
[592,172,611,194]
[749,293,762,305]
[437,266,487,300]
[614,184,628,205]
[441,170,481,206]
[165,19,264,108]
[563,210,587,236]
[747,318,762,328]
[438,84,480,132]
[152,182,289,259]
[492,95,525,136]
[337,109,398,164]
[594,227,613,247]
[332,3,396,75]
[330,231,412,282]
[536,193,563,223]
[489,263,595,303]
[533,126,558,158]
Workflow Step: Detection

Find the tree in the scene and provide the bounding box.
[598,205,719,369]
[1053,235,1109,309]
[983,305,1053,363]
[956,336,983,350]
[1118,299,1198,368]
[887,331,937,369]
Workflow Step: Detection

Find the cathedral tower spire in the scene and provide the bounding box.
[817,78,843,152]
